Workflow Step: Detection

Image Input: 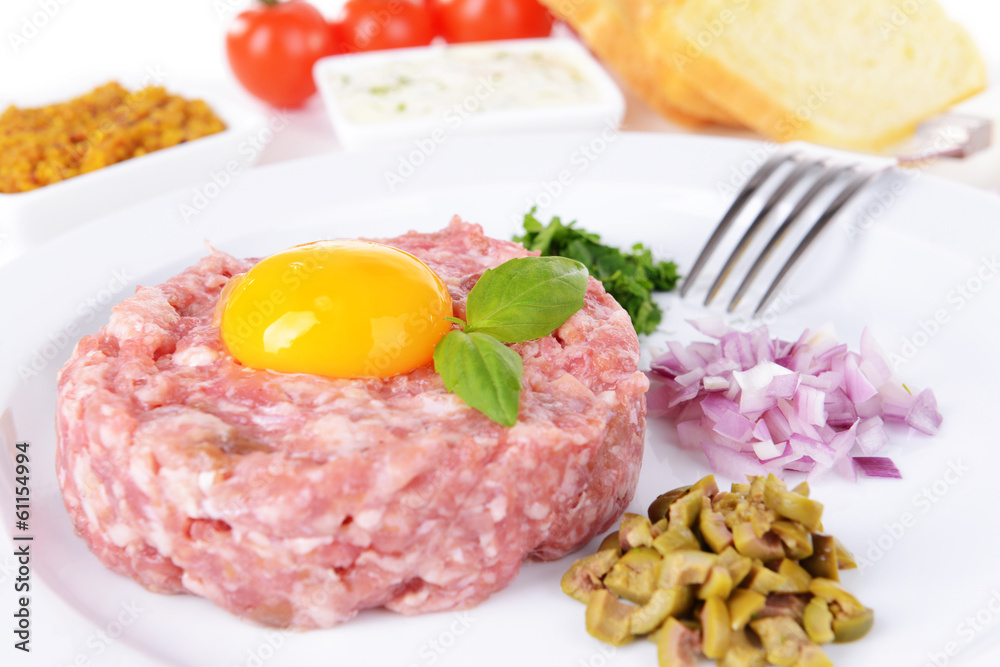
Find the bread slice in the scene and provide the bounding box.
[648,0,987,149]
[542,0,742,126]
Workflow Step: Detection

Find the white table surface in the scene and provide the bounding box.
[2,0,998,191]
[1,3,998,666]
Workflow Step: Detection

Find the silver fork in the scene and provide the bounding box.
[681,114,993,317]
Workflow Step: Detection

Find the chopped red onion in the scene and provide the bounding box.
[845,354,879,404]
[765,372,800,399]
[905,388,943,435]
[824,389,858,428]
[856,416,888,455]
[702,441,767,479]
[676,367,707,388]
[854,457,902,479]
[714,411,755,442]
[790,433,836,467]
[785,458,815,473]
[703,376,730,392]
[795,386,827,427]
[648,320,942,481]
[752,418,772,442]
[753,439,782,461]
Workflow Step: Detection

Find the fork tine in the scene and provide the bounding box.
[751,167,888,318]
[680,151,800,297]
[704,157,824,306]
[726,163,854,312]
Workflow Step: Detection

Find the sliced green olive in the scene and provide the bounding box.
[727,627,758,649]
[585,589,635,646]
[561,549,620,603]
[653,525,701,555]
[691,474,720,498]
[619,513,654,551]
[771,520,814,560]
[699,498,734,554]
[651,517,670,539]
[731,482,752,496]
[743,562,788,595]
[604,546,661,605]
[728,589,766,631]
[564,475,872,663]
[763,480,823,532]
[717,546,753,587]
[649,486,693,523]
[809,578,867,619]
[803,597,835,644]
[669,489,704,530]
[831,607,874,643]
[797,642,834,667]
[833,537,858,570]
[599,530,622,554]
[764,474,789,492]
[713,491,747,517]
[630,586,695,635]
[760,593,808,624]
[697,565,734,600]
[774,559,813,594]
[732,523,784,561]
[813,577,874,642]
[658,549,718,587]
[657,617,701,667]
[749,502,776,538]
[717,641,767,667]
[750,616,808,667]
[701,597,731,659]
[801,534,838,581]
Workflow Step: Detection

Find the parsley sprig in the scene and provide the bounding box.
[514,210,680,335]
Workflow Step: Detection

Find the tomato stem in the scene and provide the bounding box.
[258,0,280,7]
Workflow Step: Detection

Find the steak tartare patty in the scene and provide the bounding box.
[55,219,648,629]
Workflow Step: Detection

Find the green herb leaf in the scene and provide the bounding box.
[513,209,680,335]
[430,253,589,427]
[433,330,523,427]
[464,256,588,343]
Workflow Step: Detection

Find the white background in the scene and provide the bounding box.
[1,0,998,188]
[1,2,1000,666]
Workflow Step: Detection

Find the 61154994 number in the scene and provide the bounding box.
[13,441,32,653]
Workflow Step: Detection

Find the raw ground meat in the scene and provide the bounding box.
[55,218,648,629]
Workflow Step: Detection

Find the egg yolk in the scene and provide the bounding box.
[219,241,453,378]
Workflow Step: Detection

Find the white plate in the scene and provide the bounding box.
[0,82,268,267]
[2,133,999,667]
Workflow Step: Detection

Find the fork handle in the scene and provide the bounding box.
[894,113,992,165]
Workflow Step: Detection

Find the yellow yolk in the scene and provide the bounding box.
[219,241,453,378]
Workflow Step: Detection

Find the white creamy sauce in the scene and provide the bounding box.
[330,49,601,125]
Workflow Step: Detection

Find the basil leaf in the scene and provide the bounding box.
[464,256,588,343]
[433,331,523,427]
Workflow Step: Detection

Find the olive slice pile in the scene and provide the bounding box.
[561,475,874,667]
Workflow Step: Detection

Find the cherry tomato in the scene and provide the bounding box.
[335,0,436,52]
[328,15,345,52]
[226,0,335,108]
[429,0,553,43]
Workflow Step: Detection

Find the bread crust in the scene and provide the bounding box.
[638,0,988,149]
[550,0,987,149]
[542,0,741,126]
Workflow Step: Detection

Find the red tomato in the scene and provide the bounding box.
[226,0,335,108]
[335,0,436,52]
[430,0,553,43]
